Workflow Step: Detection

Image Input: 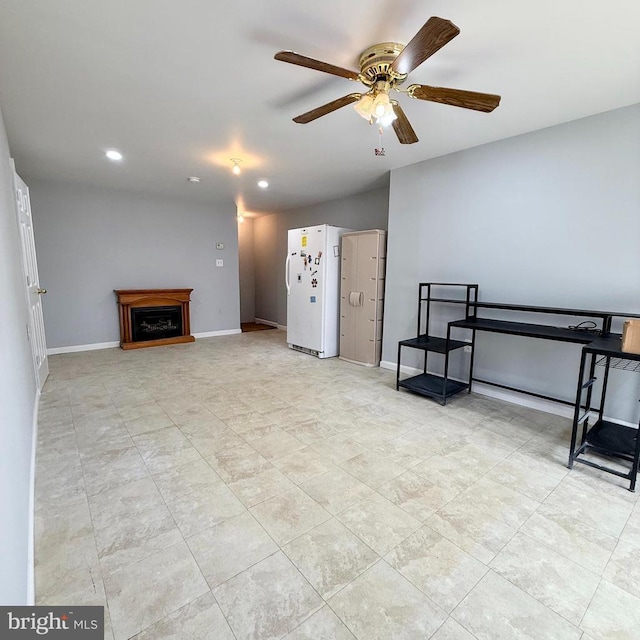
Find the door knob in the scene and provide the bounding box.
[37,288,47,294]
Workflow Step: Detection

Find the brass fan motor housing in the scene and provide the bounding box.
[358,42,408,87]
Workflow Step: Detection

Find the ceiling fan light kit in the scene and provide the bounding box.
[274,16,501,145]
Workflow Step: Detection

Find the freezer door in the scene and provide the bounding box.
[286,226,326,353]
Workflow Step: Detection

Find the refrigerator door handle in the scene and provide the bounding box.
[285,254,292,295]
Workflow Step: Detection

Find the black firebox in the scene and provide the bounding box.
[131,305,182,342]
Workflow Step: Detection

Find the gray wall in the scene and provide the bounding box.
[253,185,390,326]
[384,104,640,421]
[28,181,241,348]
[0,106,38,603]
[238,216,256,323]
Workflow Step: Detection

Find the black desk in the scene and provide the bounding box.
[569,335,640,491]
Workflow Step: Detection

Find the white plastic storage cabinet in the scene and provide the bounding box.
[339,229,386,366]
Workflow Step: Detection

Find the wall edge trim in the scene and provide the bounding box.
[378,360,638,425]
[27,389,40,605]
[47,341,120,355]
[193,329,242,338]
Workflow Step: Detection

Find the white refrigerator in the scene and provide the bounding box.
[285,224,352,358]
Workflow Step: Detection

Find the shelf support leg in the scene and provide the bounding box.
[569,349,589,469]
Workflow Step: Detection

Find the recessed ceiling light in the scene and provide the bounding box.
[257,180,269,189]
[105,149,123,161]
[187,176,201,183]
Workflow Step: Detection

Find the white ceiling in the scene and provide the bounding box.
[1,1,639,215]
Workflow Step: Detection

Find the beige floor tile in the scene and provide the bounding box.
[520,505,616,575]
[237,422,283,442]
[88,477,182,573]
[250,429,306,461]
[151,458,223,502]
[580,579,640,639]
[228,466,297,507]
[452,571,581,640]
[283,518,378,599]
[310,433,367,465]
[36,454,87,505]
[124,412,174,436]
[620,501,640,545]
[250,487,331,546]
[337,493,421,555]
[386,526,488,613]
[132,592,235,639]
[283,606,355,640]
[485,450,567,501]
[339,451,406,489]
[164,482,245,538]
[285,420,339,444]
[543,476,633,538]
[207,442,274,482]
[80,444,149,496]
[431,618,477,640]
[272,447,336,484]
[299,468,373,515]
[328,560,447,640]
[490,531,600,624]
[213,551,323,640]
[225,410,278,433]
[116,400,168,422]
[603,539,640,599]
[187,511,278,588]
[35,497,101,596]
[187,427,246,457]
[427,478,538,564]
[378,471,459,521]
[374,437,433,469]
[103,540,209,640]
[132,426,202,474]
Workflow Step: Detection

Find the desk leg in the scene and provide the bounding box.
[580,354,598,446]
[468,329,477,394]
[396,343,402,391]
[569,350,589,469]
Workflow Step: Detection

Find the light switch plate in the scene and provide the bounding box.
[216,259,223,267]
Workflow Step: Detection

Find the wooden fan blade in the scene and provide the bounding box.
[275,51,360,81]
[391,102,418,144]
[391,17,460,75]
[408,84,501,112]
[293,94,362,124]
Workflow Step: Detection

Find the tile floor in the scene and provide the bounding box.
[35,330,640,639]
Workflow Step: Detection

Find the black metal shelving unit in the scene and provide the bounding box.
[396,283,478,405]
[569,335,640,492]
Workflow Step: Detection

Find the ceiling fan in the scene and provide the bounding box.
[274,16,501,144]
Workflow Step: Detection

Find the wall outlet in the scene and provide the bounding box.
[216,242,224,250]
[216,259,223,267]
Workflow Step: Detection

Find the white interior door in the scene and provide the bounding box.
[14,169,48,390]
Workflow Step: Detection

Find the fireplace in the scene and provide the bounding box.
[114,289,195,349]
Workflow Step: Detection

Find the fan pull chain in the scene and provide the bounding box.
[374,125,386,156]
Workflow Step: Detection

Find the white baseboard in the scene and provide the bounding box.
[380,360,573,421]
[253,318,278,327]
[193,329,242,338]
[27,389,40,605]
[47,341,119,355]
[277,324,286,331]
[48,330,243,353]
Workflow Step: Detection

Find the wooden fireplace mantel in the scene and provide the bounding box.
[114,288,195,349]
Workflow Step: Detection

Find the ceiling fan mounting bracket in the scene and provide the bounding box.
[358,42,408,88]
